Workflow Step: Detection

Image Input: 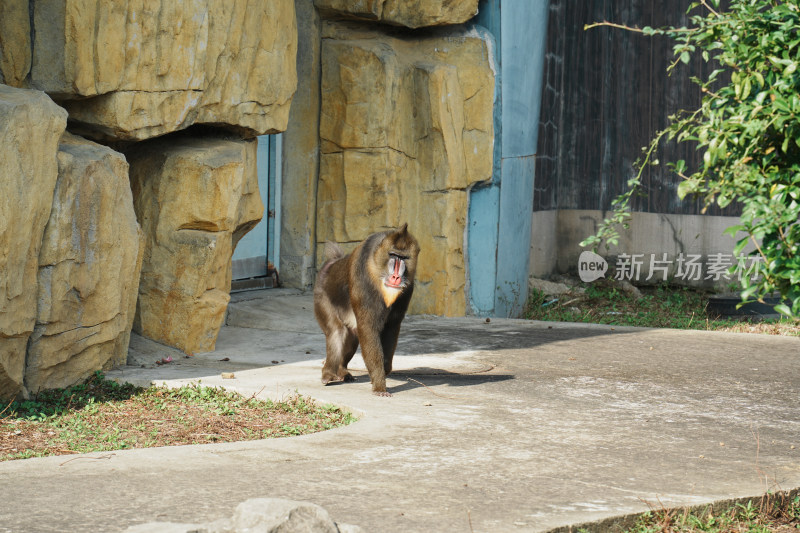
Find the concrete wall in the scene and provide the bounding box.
[280,0,321,290]
[530,210,754,289]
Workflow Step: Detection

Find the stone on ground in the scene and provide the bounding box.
[123,498,363,533]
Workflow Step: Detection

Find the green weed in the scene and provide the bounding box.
[524,282,800,335]
[1,373,357,461]
[620,494,800,532]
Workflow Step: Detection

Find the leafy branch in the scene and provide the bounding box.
[582,0,800,318]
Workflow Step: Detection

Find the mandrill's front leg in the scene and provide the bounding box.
[380,318,403,376]
[356,317,391,397]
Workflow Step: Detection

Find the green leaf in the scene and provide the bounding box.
[677,180,695,199]
[773,97,791,113]
[723,225,746,237]
[774,303,793,317]
[733,237,750,257]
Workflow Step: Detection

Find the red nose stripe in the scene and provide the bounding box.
[387,259,403,288]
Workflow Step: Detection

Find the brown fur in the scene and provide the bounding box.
[313,224,420,396]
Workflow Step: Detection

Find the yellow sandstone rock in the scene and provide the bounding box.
[126,136,263,353]
[30,0,298,141]
[315,0,478,28]
[0,85,67,400]
[317,22,495,316]
[0,0,30,87]
[25,133,143,394]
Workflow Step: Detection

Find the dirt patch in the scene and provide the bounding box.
[1,373,355,461]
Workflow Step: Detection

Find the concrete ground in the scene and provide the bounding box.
[1,289,798,533]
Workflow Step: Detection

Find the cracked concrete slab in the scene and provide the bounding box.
[0,289,797,532]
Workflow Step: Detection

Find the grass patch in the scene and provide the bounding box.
[0,372,356,461]
[617,493,800,532]
[524,281,800,336]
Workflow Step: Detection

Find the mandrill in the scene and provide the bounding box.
[314,224,420,396]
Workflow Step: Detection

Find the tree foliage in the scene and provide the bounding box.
[582,0,800,317]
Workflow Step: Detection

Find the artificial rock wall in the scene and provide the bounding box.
[126,137,262,353]
[26,133,144,394]
[0,85,68,398]
[0,1,297,399]
[315,0,479,28]
[31,0,297,141]
[313,13,495,315]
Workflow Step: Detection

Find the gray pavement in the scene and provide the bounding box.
[1,288,798,532]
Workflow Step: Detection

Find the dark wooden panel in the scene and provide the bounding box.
[535,0,737,216]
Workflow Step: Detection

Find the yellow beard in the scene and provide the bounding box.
[382,284,402,307]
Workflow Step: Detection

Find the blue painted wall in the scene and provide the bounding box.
[466,182,499,313]
[468,0,549,316]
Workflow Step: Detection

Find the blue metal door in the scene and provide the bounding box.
[231,134,282,291]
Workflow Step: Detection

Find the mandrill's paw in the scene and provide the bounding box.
[322,370,354,385]
[321,372,344,385]
[372,390,393,397]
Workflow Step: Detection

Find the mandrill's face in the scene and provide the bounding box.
[372,224,420,307]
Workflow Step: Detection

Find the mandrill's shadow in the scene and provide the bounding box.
[333,363,514,396]
[385,370,514,395]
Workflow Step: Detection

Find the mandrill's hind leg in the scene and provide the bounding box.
[322,327,359,385]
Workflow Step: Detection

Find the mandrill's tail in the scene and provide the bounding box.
[323,241,344,262]
[317,242,345,282]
